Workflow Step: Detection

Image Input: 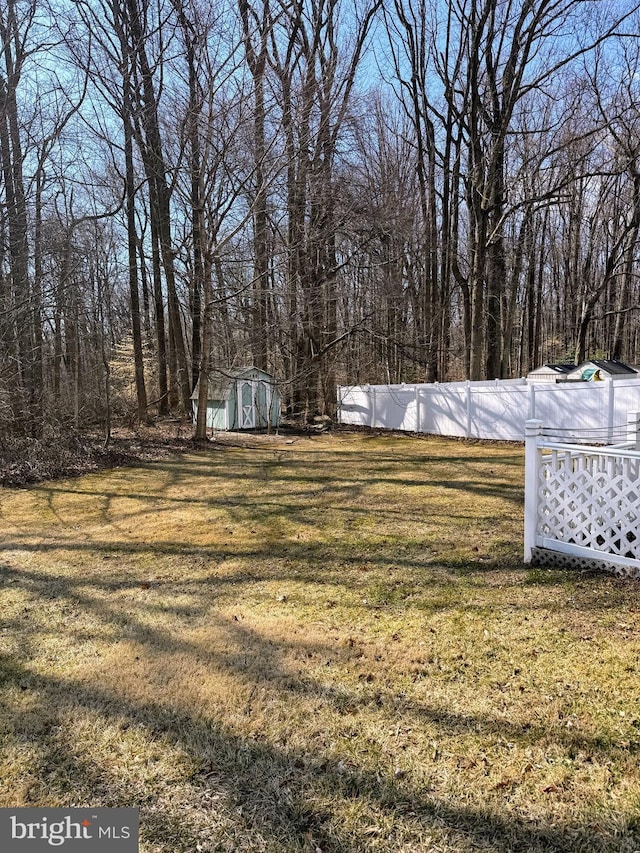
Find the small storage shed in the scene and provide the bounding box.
[191,367,281,431]
[567,359,639,382]
[527,363,575,383]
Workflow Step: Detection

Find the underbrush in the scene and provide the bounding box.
[0,422,194,487]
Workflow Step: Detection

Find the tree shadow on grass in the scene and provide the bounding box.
[2,653,635,853]
[1,562,638,852]
[0,544,635,627]
[23,442,525,520]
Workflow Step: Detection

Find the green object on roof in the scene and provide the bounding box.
[581,367,602,381]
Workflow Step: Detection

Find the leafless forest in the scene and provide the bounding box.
[3,0,640,440]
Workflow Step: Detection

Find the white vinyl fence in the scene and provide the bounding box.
[524,415,640,578]
[338,377,640,443]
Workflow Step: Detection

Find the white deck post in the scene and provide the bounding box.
[524,419,543,563]
[627,411,640,450]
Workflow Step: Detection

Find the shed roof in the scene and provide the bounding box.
[190,366,277,401]
[529,363,575,375]
[587,359,637,375]
[567,359,638,381]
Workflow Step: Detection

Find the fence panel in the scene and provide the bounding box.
[372,386,417,431]
[612,378,640,435]
[532,382,612,441]
[337,386,373,427]
[338,378,640,442]
[421,385,468,437]
[469,385,529,440]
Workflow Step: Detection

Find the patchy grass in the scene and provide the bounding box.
[0,431,639,852]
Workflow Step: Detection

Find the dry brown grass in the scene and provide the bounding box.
[1,431,639,852]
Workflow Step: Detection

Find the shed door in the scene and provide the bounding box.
[255,381,272,427]
[237,380,256,429]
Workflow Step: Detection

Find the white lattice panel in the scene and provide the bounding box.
[532,546,640,579]
[538,450,640,559]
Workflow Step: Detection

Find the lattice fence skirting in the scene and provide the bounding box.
[531,547,640,579]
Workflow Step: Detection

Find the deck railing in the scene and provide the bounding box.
[524,414,640,578]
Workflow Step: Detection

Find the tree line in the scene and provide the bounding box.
[2,0,640,440]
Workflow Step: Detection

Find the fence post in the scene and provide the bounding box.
[370,386,376,428]
[627,411,640,450]
[466,381,472,438]
[607,378,615,444]
[528,381,536,419]
[524,419,543,563]
[415,385,421,433]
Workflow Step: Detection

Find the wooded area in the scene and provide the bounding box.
[3,0,640,439]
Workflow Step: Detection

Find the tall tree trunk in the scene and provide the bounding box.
[123,102,148,422]
[239,0,269,372]
[123,0,192,414]
[0,21,31,426]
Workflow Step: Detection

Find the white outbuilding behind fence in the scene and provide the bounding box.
[337,377,640,443]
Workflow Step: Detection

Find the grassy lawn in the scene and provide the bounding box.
[0,430,639,852]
